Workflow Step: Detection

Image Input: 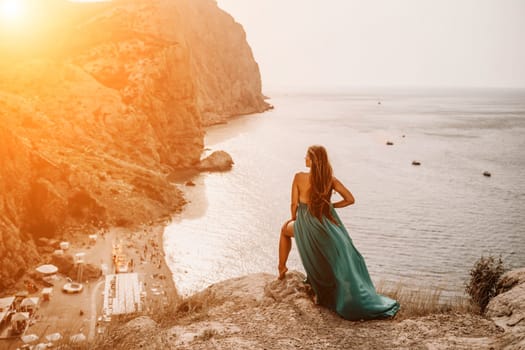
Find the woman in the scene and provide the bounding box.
[278,145,400,320]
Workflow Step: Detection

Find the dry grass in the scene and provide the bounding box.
[465,255,505,314]
[377,281,473,320]
[151,288,222,327]
[49,289,223,349]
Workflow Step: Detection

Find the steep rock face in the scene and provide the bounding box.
[0,0,268,292]
[486,268,525,349]
[174,0,270,125]
[0,127,41,289]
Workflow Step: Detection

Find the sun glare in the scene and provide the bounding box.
[0,0,25,23]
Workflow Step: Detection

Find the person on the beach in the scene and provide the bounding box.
[278,145,400,320]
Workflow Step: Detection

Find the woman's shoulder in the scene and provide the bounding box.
[293,172,309,183]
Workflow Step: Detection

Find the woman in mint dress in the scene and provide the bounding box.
[278,145,400,320]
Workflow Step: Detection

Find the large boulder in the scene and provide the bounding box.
[83,263,102,281]
[197,150,234,172]
[51,253,75,277]
[486,268,525,349]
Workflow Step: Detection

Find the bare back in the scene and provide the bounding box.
[291,172,354,210]
[293,172,312,204]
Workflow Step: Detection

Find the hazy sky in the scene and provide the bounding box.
[217,0,525,90]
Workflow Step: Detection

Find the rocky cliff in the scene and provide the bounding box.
[94,270,525,349]
[487,268,525,349]
[0,0,269,292]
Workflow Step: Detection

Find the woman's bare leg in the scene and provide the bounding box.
[278,220,294,280]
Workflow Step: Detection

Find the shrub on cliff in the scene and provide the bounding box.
[465,255,505,313]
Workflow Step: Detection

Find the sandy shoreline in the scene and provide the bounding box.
[1,219,179,348]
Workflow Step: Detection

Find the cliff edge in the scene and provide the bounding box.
[96,269,525,349]
[0,0,269,292]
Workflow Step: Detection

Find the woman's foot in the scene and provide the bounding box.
[278,265,288,280]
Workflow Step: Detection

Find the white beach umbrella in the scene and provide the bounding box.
[36,264,58,275]
[70,333,86,343]
[11,312,29,321]
[45,332,62,342]
[34,343,49,350]
[21,333,39,343]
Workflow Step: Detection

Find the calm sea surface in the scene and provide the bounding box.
[164,88,525,297]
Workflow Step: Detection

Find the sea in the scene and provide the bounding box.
[164,87,525,298]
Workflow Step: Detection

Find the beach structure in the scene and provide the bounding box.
[62,282,84,294]
[112,241,121,260]
[53,249,64,256]
[21,333,39,344]
[10,312,29,335]
[74,252,86,264]
[0,296,15,313]
[0,296,15,330]
[74,252,86,282]
[70,333,86,343]
[45,332,62,342]
[41,288,53,302]
[103,273,143,316]
[115,254,129,273]
[112,241,129,273]
[35,264,58,276]
[20,297,39,315]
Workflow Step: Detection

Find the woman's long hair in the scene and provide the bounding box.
[307,145,335,223]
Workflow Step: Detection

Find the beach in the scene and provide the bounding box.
[1,221,179,349]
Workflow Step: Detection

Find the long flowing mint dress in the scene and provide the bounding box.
[294,203,400,320]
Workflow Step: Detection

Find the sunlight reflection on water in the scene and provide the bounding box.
[164,89,525,297]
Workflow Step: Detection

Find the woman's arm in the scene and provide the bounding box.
[290,173,299,220]
[332,177,355,208]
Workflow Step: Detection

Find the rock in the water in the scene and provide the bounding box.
[198,151,234,172]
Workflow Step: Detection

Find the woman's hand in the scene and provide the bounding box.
[332,177,355,208]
